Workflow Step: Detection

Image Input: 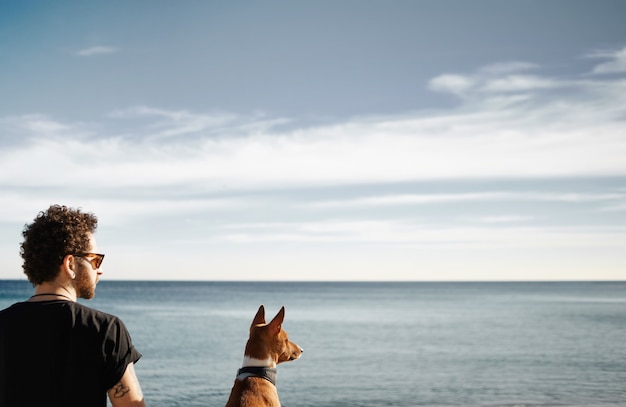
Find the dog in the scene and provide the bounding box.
[225,305,303,407]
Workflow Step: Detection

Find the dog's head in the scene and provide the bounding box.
[246,305,303,365]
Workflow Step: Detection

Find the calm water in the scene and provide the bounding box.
[1,280,625,407]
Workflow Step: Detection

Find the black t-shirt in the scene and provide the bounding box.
[0,300,142,407]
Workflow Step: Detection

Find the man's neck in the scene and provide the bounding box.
[32,281,77,302]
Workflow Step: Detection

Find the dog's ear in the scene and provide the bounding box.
[267,306,285,333]
[251,305,266,327]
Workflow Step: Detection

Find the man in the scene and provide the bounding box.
[0,205,146,407]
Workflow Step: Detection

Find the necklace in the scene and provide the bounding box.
[30,293,74,301]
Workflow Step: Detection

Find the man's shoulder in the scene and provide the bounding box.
[70,301,123,323]
[0,301,27,318]
[0,301,125,328]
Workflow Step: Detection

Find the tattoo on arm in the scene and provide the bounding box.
[112,382,130,399]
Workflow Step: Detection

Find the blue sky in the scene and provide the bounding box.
[1,1,625,281]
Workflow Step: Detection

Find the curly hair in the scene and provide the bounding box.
[20,205,98,285]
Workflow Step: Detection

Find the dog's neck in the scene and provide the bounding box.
[242,355,276,369]
[238,356,278,386]
[237,366,277,386]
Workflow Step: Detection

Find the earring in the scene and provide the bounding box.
[71,272,76,279]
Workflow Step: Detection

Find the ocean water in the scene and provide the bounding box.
[1,280,625,407]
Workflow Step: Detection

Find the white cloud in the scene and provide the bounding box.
[108,106,290,141]
[429,59,587,100]
[481,75,562,92]
[310,192,517,208]
[112,107,237,140]
[428,74,475,96]
[75,46,117,56]
[1,45,625,236]
[472,215,536,224]
[0,114,71,135]
[1,80,626,193]
[216,219,626,249]
[588,47,626,74]
[308,191,626,209]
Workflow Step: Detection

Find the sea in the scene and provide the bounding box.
[1,280,625,407]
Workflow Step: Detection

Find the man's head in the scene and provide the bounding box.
[21,205,99,287]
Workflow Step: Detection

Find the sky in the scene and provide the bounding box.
[1,0,626,281]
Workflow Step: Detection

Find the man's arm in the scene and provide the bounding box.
[108,362,146,407]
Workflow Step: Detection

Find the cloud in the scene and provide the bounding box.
[588,46,626,74]
[309,191,626,208]
[481,75,562,92]
[310,192,517,208]
[427,55,626,102]
[2,80,626,194]
[109,106,238,141]
[428,74,475,96]
[0,114,93,148]
[2,45,626,281]
[216,219,626,249]
[1,45,625,220]
[428,62,542,96]
[108,106,291,141]
[0,114,70,135]
[472,215,536,224]
[75,46,117,56]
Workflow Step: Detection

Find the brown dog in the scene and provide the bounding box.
[225,305,303,407]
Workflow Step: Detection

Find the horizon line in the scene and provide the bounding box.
[1,278,624,284]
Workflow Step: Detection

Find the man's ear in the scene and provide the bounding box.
[61,254,76,279]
